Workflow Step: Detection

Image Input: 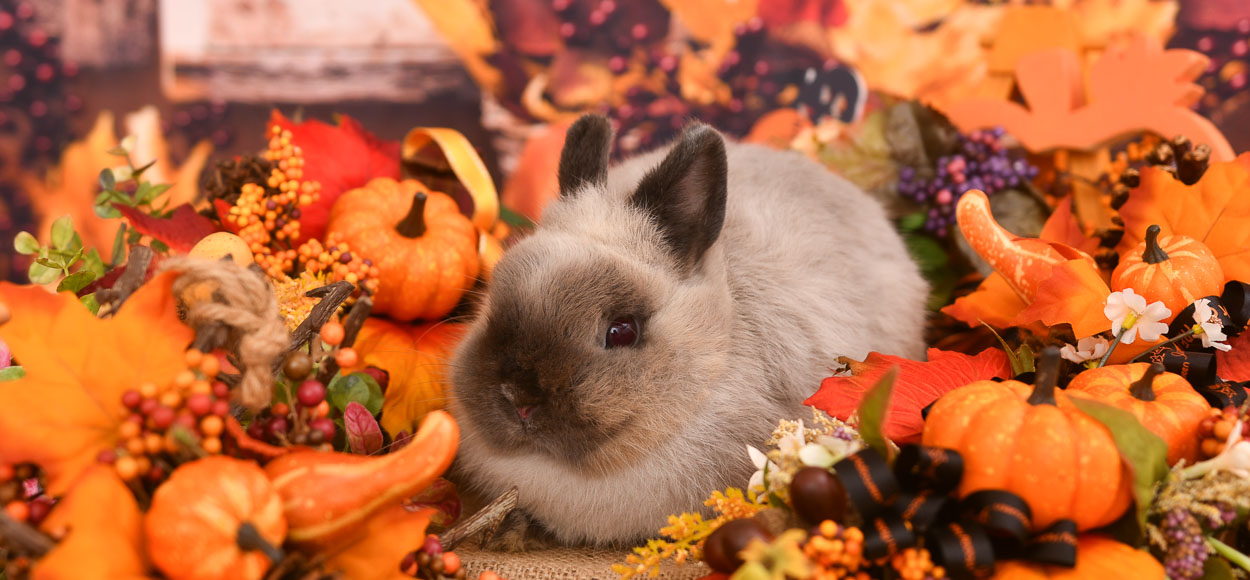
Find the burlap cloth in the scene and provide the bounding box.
[457,546,712,580]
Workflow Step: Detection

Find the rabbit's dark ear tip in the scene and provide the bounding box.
[558,115,615,196]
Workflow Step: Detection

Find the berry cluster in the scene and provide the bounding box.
[896,127,1039,237]
[804,520,869,580]
[1160,507,1208,580]
[1197,406,1249,458]
[297,233,381,294]
[890,547,945,580]
[162,101,232,148]
[246,350,335,447]
[400,534,471,580]
[0,0,80,164]
[104,350,231,482]
[0,464,55,530]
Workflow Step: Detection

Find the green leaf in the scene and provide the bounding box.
[105,146,130,156]
[1069,398,1168,541]
[80,293,100,315]
[94,194,123,219]
[28,262,59,285]
[14,231,39,255]
[50,215,74,250]
[1209,537,1250,574]
[0,367,25,382]
[982,323,1022,375]
[1015,345,1035,374]
[127,229,141,244]
[898,212,926,233]
[145,183,172,202]
[34,257,62,270]
[150,239,170,254]
[83,248,106,277]
[65,247,84,269]
[904,234,949,273]
[326,372,385,416]
[499,206,535,230]
[98,167,115,191]
[855,366,899,459]
[111,224,128,265]
[57,271,97,293]
[132,159,157,177]
[1202,550,1236,580]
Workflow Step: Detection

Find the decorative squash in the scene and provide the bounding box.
[189,232,254,267]
[991,534,1165,579]
[327,178,480,321]
[1111,225,1224,322]
[1066,363,1210,466]
[921,347,1132,531]
[145,456,287,580]
[264,409,459,548]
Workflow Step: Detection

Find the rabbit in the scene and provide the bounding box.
[447,114,928,549]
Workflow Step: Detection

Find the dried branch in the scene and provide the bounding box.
[315,296,373,384]
[0,511,55,556]
[438,488,520,552]
[286,282,355,357]
[96,244,153,317]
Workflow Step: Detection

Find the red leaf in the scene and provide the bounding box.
[212,199,241,234]
[406,477,461,527]
[1218,333,1250,382]
[268,111,401,242]
[344,401,384,455]
[804,348,1013,443]
[115,204,220,253]
[78,253,164,297]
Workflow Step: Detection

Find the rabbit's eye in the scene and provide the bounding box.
[605,317,641,349]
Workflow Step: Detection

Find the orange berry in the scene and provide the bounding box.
[335,348,358,368]
[479,571,502,580]
[184,349,204,368]
[272,402,290,417]
[144,433,165,454]
[1214,420,1234,441]
[1202,437,1224,457]
[320,321,345,346]
[134,456,151,476]
[160,391,182,409]
[174,370,195,389]
[5,500,29,522]
[139,382,159,398]
[115,456,139,480]
[190,380,212,395]
[315,400,330,418]
[119,419,142,440]
[442,552,461,574]
[202,437,222,454]
[200,355,220,378]
[126,437,146,456]
[201,416,224,437]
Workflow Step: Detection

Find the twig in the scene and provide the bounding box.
[438,488,520,552]
[315,296,373,384]
[0,512,55,556]
[286,282,355,357]
[96,244,153,317]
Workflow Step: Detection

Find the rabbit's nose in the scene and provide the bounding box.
[500,383,544,424]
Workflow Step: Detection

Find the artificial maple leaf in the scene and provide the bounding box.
[325,505,434,580]
[344,319,466,438]
[1217,333,1250,382]
[1116,154,1250,284]
[0,271,191,494]
[804,347,1012,443]
[1039,197,1100,256]
[268,111,401,242]
[1016,258,1110,339]
[116,204,221,253]
[500,117,573,221]
[32,464,150,580]
[942,272,1027,330]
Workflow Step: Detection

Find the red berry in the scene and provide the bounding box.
[27,496,54,525]
[139,398,158,416]
[246,419,268,440]
[212,400,231,417]
[310,418,336,442]
[150,406,175,429]
[121,390,142,409]
[212,381,230,398]
[267,416,289,441]
[361,367,389,393]
[175,411,198,431]
[187,393,213,416]
[297,380,327,408]
[422,534,443,556]
[96,449,117,464]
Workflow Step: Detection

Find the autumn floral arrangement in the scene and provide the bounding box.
[0,109,527,579]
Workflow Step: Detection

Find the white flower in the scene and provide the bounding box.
[1193,298,1232,352]
[1059,336,1110,363]
[777,420,806,456]
[798,435,862,468]
[747,445,778,492]
[110,165,134,183]
[1104,288,1171,344]
[119,135,137,155]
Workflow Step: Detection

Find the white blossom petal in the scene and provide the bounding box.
[747,445,768,469]
[798,444,837,468]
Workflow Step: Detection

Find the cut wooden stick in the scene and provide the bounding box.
[438,488,520,552]
[0,511,55,556]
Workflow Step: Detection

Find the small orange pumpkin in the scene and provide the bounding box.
[145,456,287,580]
[264,409,459,548]
[327,178,480,321]
[1111,224,1224,322]
[922,347,1132,531]
[1066,363,1210,465]
[991,534,1165,579]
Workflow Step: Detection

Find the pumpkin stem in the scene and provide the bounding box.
[1129,363,1165,401]
[237,521,285,565]
[1142,225,1169,264]
[396,192,429,238]
[1027,346,1063,406]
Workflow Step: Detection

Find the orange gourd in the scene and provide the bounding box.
[327,178,479,321]
[921,348,1132,531]
[1111,224,1224,322]
[145,457,287,580]
[1066,363,1210,466]
[264,409,459,548]
[991,534,1165,579]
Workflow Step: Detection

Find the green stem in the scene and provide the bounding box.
[1208,536,1250,572]
[1096,329,1127,368]
[1129,328,1198,363]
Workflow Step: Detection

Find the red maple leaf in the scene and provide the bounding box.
[804,348,1012,444]
[1218,333,1250,382]
[116,204,221,253]
[268,111,402,242]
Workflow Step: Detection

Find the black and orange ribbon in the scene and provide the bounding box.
[1156,281,1250,406]
[833,446,1077,579]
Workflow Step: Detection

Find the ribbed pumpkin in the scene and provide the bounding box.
[922,347,1132,531]
[991,534,1165,579]
[327,177,479,321]
[1066,363,1209,466]
[145,457,287,580]
[1111,224,1224,322]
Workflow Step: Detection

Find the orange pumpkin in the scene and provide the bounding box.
[922,348,1132,531]
[991,534,1165,579]
[145,456,287,580]
[1111,224,1224,322]
[327,178,479,321]
[265,409,459,548]
[1066,363,1210,466]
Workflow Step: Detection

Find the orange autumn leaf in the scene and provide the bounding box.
[1217,333,1250,382]
[344,318,466,438]
[1039,197,1100,257]
[0,271,192,494]
[1116,153,1250,284]
[32,464,150,580]
[500,117,573,222]
[1016,259,1110,338]
[325,505,435,580]
[942,272,1027,329]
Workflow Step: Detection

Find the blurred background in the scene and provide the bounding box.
[0,0,1247,282]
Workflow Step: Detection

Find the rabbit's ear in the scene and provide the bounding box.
[631,122,728,272]
[558,114,615,197]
